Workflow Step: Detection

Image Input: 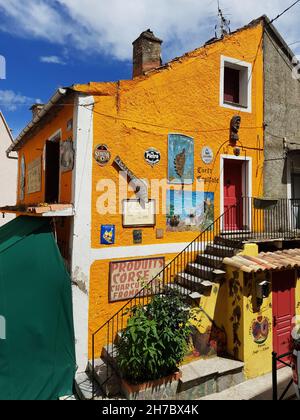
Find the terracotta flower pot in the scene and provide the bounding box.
[121,371,182,400]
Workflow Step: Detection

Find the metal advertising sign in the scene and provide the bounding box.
[94,144,111,166]
[144,148,161,166]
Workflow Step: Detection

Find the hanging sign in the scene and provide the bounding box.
[94,144,111,166]
[201,146,214,165]
[144,148,161,166]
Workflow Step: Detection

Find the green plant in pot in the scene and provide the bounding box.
[116,290,191,384]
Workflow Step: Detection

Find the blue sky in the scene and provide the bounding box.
[0,0,299,137]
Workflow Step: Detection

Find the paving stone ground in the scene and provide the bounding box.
[199,367,297,400]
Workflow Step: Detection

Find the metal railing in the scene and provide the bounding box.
[272,351,294,401]
[91,197,300,398]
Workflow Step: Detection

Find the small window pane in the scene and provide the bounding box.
[224,67,240,104]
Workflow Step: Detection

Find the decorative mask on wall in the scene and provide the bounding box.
[230,115,241,145]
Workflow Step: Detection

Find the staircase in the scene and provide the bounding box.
[81,197,300,400]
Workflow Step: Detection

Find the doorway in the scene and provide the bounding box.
[292,173,300,229]
[45,140,60,204]
[272,270,295,368]
[222,158,249,231]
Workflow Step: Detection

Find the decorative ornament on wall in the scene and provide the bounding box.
[144,148,161,167]
[94,144,111,167]
[133,229,143,244]
[230,115,241,145]
[201,146,214,165]
[251,316,270,345]
[101,225,115,245]
[114,156,149,206]
[60,140,75,172]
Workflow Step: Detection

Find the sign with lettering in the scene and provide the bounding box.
[201,146,214,165]
[144,148,161,166]
[109,257,165,302]
[27,157,41,194]
[94,144,111,167]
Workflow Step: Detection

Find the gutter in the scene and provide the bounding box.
[6,88,67,158]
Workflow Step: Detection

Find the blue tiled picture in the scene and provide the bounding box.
[101,225,115,245]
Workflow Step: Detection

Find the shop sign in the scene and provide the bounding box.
[144,148,161,166]
[109,257,165,302]
[94,144,111,166]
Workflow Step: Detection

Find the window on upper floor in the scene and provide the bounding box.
[220,56,252,113]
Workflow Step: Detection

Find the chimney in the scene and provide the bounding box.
[30,103,44,119]
[132,29,163,78]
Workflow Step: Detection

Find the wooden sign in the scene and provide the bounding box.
[27,157,41,194]
[109,257,165,302]
[114,156,148,205]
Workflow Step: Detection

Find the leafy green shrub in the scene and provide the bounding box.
[116,291,191,384]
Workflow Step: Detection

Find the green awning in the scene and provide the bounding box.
[0,217,76,400]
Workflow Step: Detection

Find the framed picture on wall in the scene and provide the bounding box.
[122,199,156,228]
[168,134,194,184]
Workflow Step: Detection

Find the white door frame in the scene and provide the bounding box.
[220,154,252,231]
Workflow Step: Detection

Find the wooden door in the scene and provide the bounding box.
[223,159,243,231]
[273,270,296,368]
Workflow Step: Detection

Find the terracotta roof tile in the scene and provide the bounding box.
[224,249,300,273]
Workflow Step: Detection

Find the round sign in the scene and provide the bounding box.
[201,146,214,165]
[144,148,161,166]
[94,144,111,166]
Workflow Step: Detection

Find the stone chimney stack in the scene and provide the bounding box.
[30,103,44,119]
[132,29,163,78]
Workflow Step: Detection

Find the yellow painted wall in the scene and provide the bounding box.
[74,22,265,346]
[89,252,177,358]
[16,103,74,205]
[242,272,273,379]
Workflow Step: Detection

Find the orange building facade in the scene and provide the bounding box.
[7,19,265,372]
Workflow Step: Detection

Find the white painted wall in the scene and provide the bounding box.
[70,94,94,373]
[0,112,17,226]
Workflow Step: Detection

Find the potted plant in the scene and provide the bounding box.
[116,290,191,400]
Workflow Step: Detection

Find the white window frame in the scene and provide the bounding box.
[220,55,252,113]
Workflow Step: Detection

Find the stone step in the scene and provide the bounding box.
[87,358,121,397]
[214,236,243,249]
[165,283,202,300]
[197,253,224,269]
[186,263,213,280]
[176,272,215,291]
[102,344,118,369]
[178,357,245,399]
[206,244,236,258]
[75,372,104,401]
[187,263,225,280]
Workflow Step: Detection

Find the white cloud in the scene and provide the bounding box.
[0,0,299,61]
[0,90,38,111]
[40,55,66,65]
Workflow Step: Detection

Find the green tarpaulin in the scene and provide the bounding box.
[0,217,76,400]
